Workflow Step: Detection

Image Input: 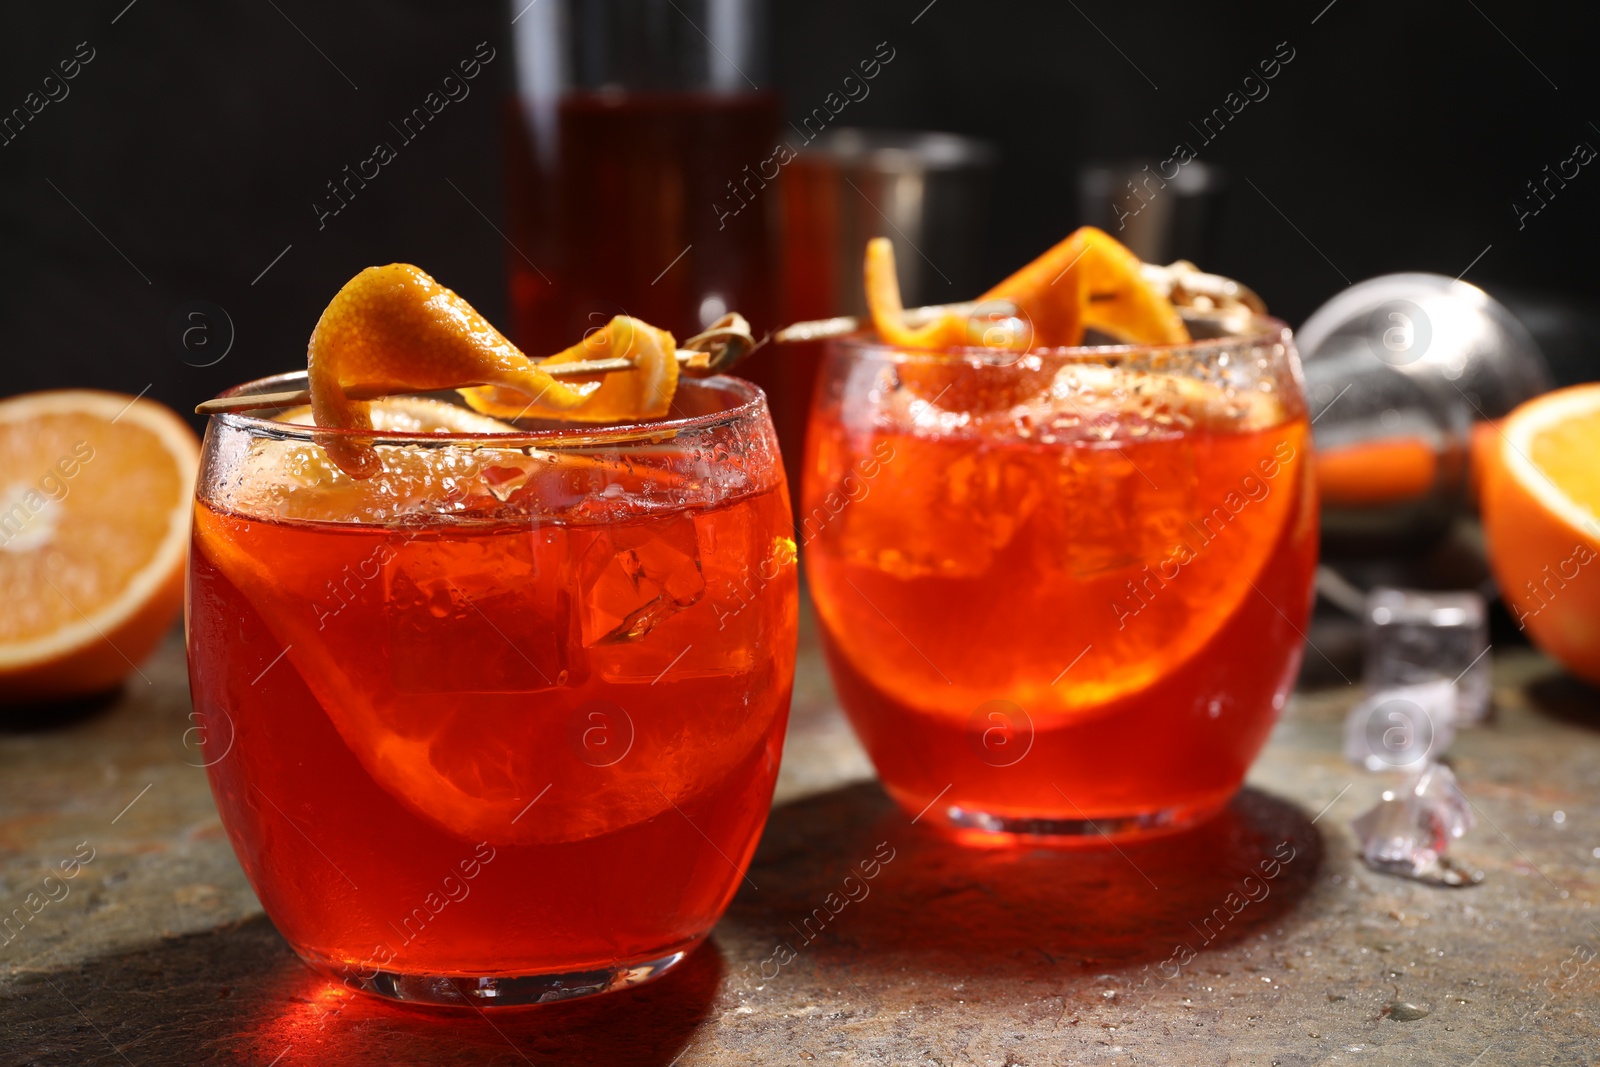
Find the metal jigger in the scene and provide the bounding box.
[1298,274,1552,554]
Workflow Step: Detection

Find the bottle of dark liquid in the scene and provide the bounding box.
[504,0,779,353]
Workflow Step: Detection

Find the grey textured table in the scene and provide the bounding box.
[2,608,1598,1066]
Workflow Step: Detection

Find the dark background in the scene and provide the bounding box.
[1,0,1596,424]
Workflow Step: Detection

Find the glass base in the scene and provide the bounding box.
[307,947,692,1008]
[897,788,1232,847]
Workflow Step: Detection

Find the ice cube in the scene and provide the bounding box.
[1364,587,1490,723]
[817,433,1041,581]
[1351,762,1481,886]
[1343,679,1457,772]
[576,512,705,645]
[384,532,574,694]
[591,511,779,682]
[1048,437,1197,578]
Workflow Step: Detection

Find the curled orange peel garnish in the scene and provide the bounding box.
[987,226,1189,346]
[864,227,1190,351]
[305,264,684,478]
[461,315,678,424]
[864,237,979,349]
[308,264,597,475]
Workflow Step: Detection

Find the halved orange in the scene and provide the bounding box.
[0,390,199,702]
[1483,384,1600,684]
[864,227,1190,351]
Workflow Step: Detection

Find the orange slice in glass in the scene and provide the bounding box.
[0,390,199,702]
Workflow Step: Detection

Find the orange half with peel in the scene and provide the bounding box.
[1483,383,1600,684]
[0,390,199,703]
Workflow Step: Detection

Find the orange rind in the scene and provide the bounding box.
[1483,383,1600,684]
[305,264,682,477]
[864,227,1191,351]
[461,316,679,423]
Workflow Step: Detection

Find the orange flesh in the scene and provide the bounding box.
[1529,417,1600,521]
[1482,384,1600,686]
[0,412,184,642]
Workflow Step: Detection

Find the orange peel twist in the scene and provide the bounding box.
[460,315,678,424]
[307,265,685,478]
[864,227,1190,351]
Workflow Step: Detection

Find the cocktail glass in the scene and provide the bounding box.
[187,373,796,1005]
[802,318,1317,844]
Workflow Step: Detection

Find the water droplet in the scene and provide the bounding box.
[1385,1002,1429,1022]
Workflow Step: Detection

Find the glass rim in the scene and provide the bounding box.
[831,314,1292,364]
[206,371,770,449]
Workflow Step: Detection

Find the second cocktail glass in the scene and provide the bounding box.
[803,320,1318,843]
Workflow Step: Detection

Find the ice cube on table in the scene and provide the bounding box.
[1343,678,1458,772]
[576,512,705,646]
[1351,762,1481,886]
[1364,586,1490,723]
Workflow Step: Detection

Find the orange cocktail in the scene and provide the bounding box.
[188,375,796,1005]
[803,323,1317,843]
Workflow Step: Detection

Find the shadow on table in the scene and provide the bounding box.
[1525,668,1600,731]
[0,689,123,733]
[5,914,723,1066]
[722,781,1323,995]
[4,785,1321,1064]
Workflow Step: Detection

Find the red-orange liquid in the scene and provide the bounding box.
[503,91,781,352]
[804,378,1318,838]
[187,486,796,979]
